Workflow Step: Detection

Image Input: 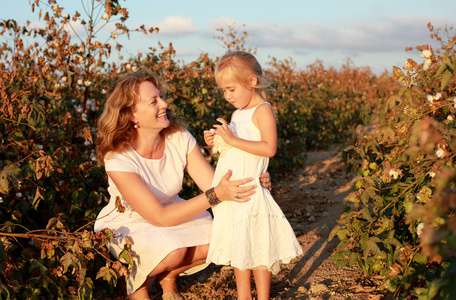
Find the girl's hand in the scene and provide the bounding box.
[214,170,256,202]
[213,118,236,145]
[203,129,215,146]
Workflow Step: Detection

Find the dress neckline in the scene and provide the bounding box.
[129,137,167,161]
[239,101,270,112]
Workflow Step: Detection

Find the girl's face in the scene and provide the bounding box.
[131,81,169,131]
[218,76,256,109]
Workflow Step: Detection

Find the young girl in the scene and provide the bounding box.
[204,51,302,300]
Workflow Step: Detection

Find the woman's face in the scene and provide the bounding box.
[130,81,169,131]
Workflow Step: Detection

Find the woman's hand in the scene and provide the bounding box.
[259,172,272,191]
[214,170,256,202]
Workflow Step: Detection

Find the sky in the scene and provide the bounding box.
[1,0,455,74]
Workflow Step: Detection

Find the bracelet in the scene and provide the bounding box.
[205,187,221,206]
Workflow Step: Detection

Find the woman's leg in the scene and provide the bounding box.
[128,244,209,299]
[234,267,253,300]
[252,268,271,300]
[157,244,209,293]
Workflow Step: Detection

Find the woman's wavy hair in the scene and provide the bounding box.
[96,70,186,163]
[215,50,272,98]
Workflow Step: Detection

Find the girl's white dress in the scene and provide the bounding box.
[94,130,212,295]
[206,103,302,274]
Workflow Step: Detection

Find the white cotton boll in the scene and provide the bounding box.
[423,59,432,71]
[421,50,432,59]
[212,134,231,154]
[427,95,434,104]
[435,148,445,158]
[16,192,23,198]
[435,93,442,100]
[404,59,414,71]
[77,79,84,86]
[389,169,399,180]
[429,172,436,178]
[102,12,109,20]
[90,151,98,162]
[211,125,235,154]
[417,223,424,237]
[448,115,454,121]
[84,140,91,146]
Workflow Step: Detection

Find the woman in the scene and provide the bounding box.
[94,70,270,300]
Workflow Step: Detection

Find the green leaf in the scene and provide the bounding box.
[96,266,117,284]
[349,251,360,266]
[441,69,453,91]
[365,237,386,258]
[60,252,75,273]
[0,170,8,193]
[362,206,372,221]
[3,164,20,176]
[328,226,339,241]
[119,249,134,267]
[29,258,47,275]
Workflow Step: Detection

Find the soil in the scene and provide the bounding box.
[147,143,388,300]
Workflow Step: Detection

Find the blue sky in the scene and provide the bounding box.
[1,0,455,74]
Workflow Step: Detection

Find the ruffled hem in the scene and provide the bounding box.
[207,212,302,275]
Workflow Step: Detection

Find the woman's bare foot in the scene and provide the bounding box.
[157,276,183,300]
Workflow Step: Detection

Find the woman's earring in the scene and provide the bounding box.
[134,123,138,129]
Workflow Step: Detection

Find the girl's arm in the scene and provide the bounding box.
[213,103,277,157]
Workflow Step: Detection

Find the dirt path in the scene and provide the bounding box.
[149,145,386,299]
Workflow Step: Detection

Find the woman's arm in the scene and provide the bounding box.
[186,141,272,192]
[108,168,256,227]
[213,104,277,157]
[185,145,215,192]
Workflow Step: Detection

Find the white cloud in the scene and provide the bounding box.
[229,16,454,55]
[28,21,46,30]
[63,20,87,37]
[208,17,240,31]
[144,16,198,36]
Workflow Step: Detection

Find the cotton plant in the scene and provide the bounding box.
[210,124,236,156]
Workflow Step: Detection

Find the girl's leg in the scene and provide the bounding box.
[252,268,272,300]
[234,267,253,300]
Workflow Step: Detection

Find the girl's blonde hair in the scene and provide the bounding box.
[96,70,186,163]
[215,50,270,98]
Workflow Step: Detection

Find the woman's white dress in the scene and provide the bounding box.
[206,103,302,274]
[94,130,212,295]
